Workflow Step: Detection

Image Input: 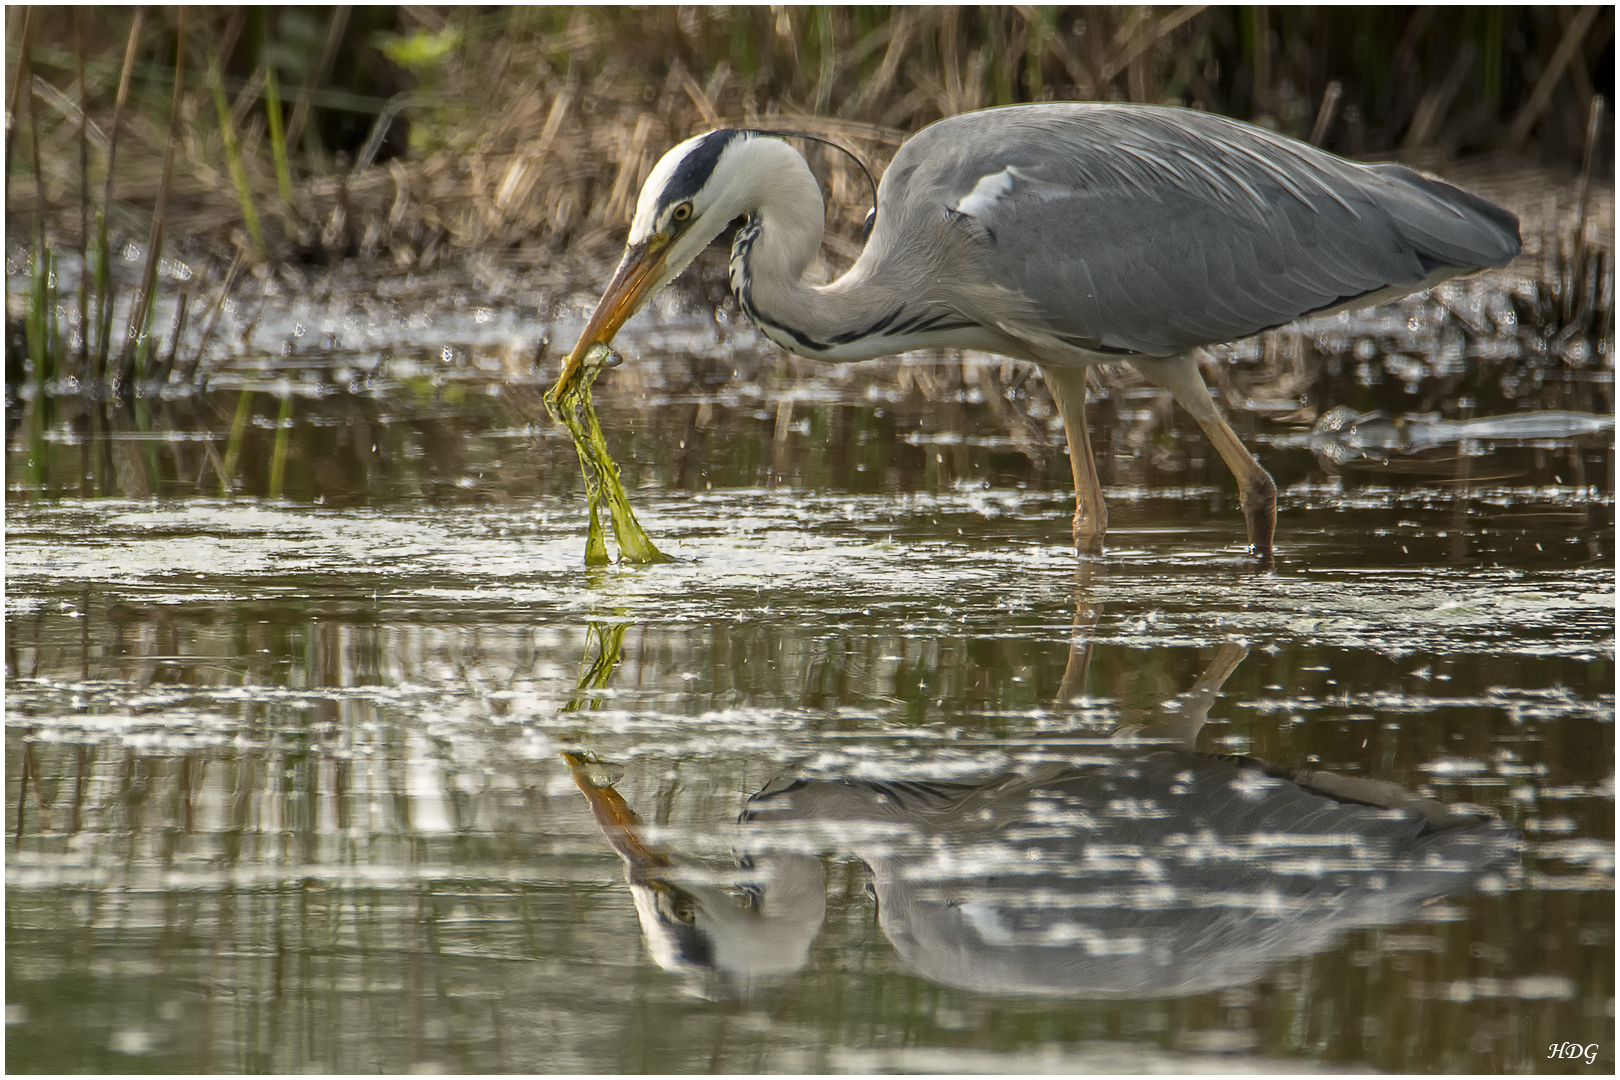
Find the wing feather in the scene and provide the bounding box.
[882,104,1520,356]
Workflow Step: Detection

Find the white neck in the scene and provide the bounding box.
[717,140,924,360]
[658,135,1002,362]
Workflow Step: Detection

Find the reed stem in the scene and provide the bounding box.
[24,10,56,386]
[268,391,294,498]
[130,284,159,381]
[181,243,246,382]
[1566,94,1606,329]
[286,6,352,172]
[73,8,90,380]
[94,8,144,384]
[157,279,193,381]
[210,60,268,259]
[264,66,295,216]
[26,245,55,389]
[4,6,35,185]
[121,8,188,386]
[221,389,254,496]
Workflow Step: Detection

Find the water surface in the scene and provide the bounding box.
[5,278,1615,1073]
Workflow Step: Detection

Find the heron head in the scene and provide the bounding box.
[549,130,824,402]
[549,128,765,400]
[625,854,827,1000]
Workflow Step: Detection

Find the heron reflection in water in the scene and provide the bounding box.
[562,640,1516,1000]
[552,103,1521,560]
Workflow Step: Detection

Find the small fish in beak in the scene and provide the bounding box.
[545,235,671,408]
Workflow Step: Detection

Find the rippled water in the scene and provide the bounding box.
[5,280,1616,1073]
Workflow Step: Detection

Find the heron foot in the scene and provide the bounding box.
[1240,471,1278,569]
[1072,508,1107,558]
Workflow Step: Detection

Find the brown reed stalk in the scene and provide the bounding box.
[24,5,55,386]
[4,6,35,185]
[1565,94,1606,330]
[1309,81,1343,147]
[286,5,352,168]
[156,276,194,382]
[1505,5,1600,151]
[120,7,188,386]
[95,6,143,383]
[179,241,245,382]
[73,7,90,379]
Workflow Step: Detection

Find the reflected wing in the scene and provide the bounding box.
[891,104,1520,356]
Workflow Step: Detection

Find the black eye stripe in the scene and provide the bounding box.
[657,129,739,215]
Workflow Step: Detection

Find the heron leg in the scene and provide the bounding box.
[1128,354,1277,562]
[1041,365,1106,554]
[1131,641,1250,749]
[1057,559,1103,703]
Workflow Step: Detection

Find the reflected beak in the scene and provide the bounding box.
[548,234,671,401]
[560,751,673,870]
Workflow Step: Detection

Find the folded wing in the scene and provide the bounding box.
[890,104,1521,356]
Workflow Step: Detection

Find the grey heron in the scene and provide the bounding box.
[563,644,1513,999]
[732,749,1512,998]
[552,103,1521,560]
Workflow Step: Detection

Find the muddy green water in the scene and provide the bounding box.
[5,299,1616,1073]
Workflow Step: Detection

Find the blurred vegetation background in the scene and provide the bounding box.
[4,5,1614,389]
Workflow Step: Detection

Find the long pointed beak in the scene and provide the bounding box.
[560,751,672,870]
[548,235,671,401]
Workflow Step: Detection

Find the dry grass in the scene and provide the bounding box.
[4,6,1614,386]
[10,7,1614,254]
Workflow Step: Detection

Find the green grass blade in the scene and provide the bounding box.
[268,391,294,498]
[210,61,266,260]
[264,66,295,215]
[221,389,254,496]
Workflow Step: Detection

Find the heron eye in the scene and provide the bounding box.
[671,201,693,223]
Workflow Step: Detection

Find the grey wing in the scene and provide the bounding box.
[900,105,1521,356]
